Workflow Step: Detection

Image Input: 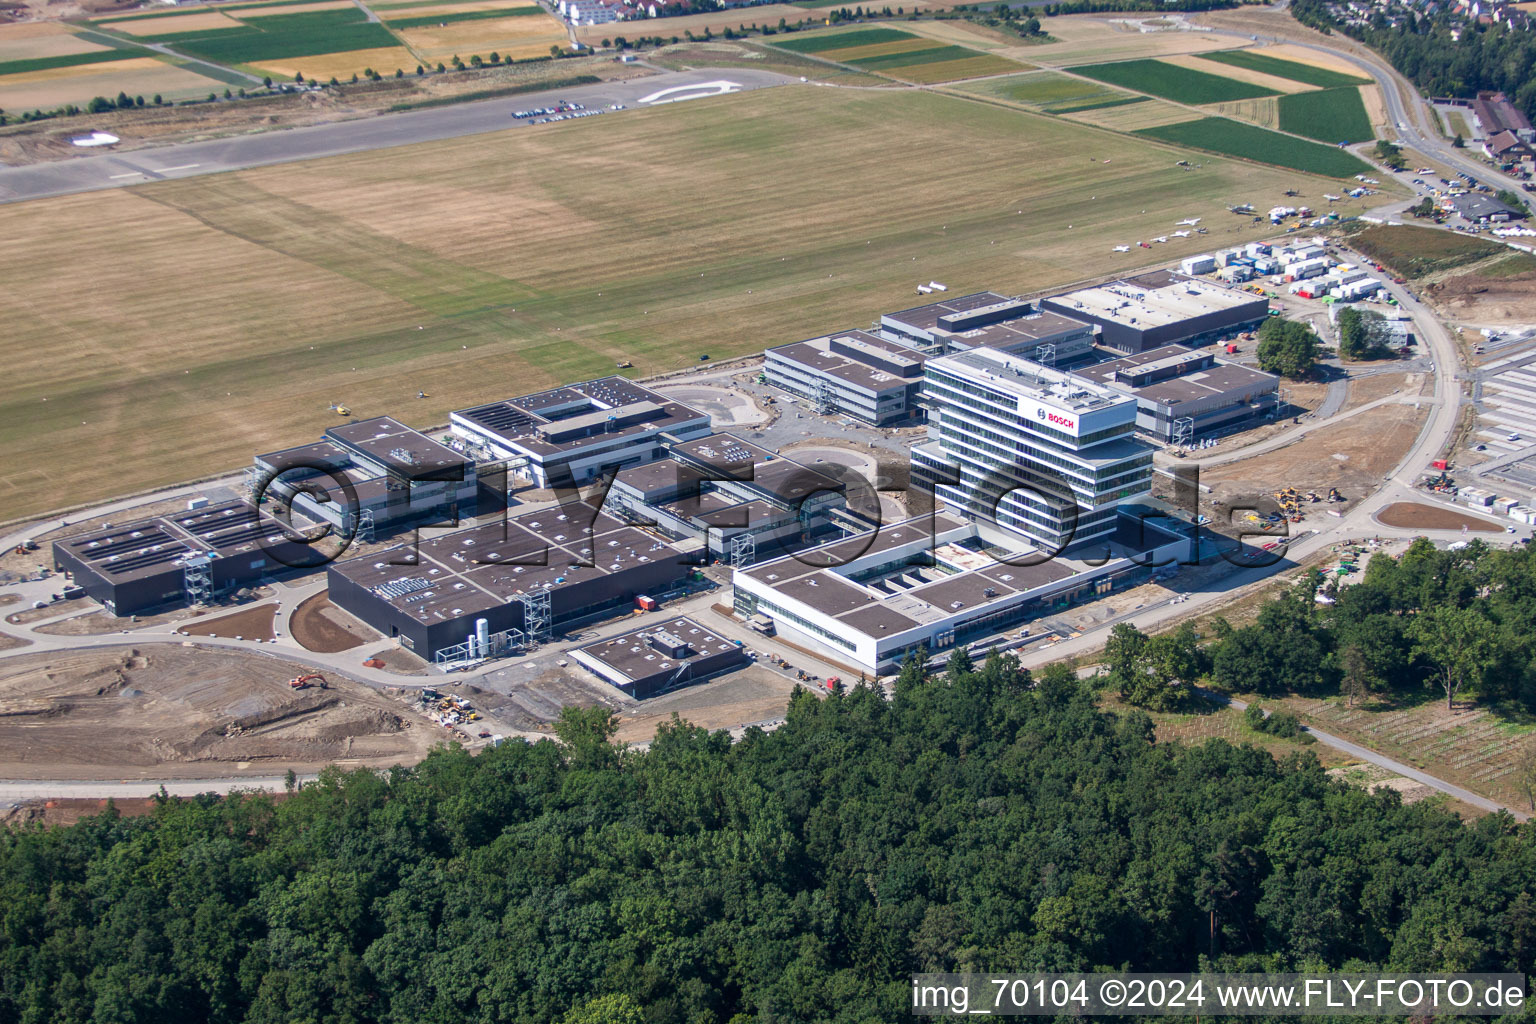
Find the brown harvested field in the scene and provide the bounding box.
[6,597,90,625]
[0,22,109,60]
[108,10,244,34]
[0,633,30,651]
[0,85,1384,521]
[1358,82,1387,129]
[611,664,804,745]
[291,591,378,652]
[1201,398,1429,514]
[0,57,227,111]
[1208,96,1279,129]
[1063,96,1202,130]
[1250,42,1364,77]
[255,46,424,81]
[395,17,566,62]
[1269,692,1536,814]
[1343,368,1415,408]
[241,0,352,14]
[381,0,540,12]
[1375,501,1504,532]
[1017,15,1234,66]
[181,602,278,641]
[0,645,437,779]
[1160,53,1313,94]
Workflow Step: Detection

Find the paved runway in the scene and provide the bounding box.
[0,68,793,205]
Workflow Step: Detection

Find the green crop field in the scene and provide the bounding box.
[385,7,544,28]
[0,46,150,77]
[140,8,399,64]
[0,86,1374,519]
[769,28,914,54]
[1136,117,1372,177]
[1200,49,1371,88]
[846,45,980,70]
[1278,87,1374,144]
[1070,58,1278,104]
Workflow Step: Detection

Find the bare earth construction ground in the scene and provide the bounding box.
[0,84,1379,521]
[0,645,436,779]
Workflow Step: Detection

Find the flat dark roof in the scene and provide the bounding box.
[454,376,708,456]
[746,512,968,579]
[949,310,1095,350]
[327,416,468,479]
[56,499,305,585]
[769,334,919,394]
[330,508,690,625]
[883,291,1011,333]
[576,615,739,680]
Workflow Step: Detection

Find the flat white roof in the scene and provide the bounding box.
[1050,275,1258,329]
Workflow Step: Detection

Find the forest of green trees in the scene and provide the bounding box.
[2,643,1533,1023]
[1101,539,1536,716]
[1292,0,1536,121]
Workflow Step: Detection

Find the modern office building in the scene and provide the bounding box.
[732,511,1190,674]
[763,329,925,425]
[53,499,320,616]
[253,416,478,537]
[449,377,711,489]
[605,433,850,563]
[1070,345,1281,441]
[571,616,750,698]
[880,292,1097,363]
[1041,271,1267,353]
[911,348,1155,549]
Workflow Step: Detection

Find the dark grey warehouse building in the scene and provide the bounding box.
[53,499,322,616]
[326,506,700,661]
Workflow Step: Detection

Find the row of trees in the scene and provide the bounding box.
[0,653,1532,1023]
[1292,0,1536,123]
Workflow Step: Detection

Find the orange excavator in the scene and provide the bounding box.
[289,673,328,690]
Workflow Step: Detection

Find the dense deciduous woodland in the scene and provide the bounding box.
[2,649,1532,1023]
[1292,0,1536,121]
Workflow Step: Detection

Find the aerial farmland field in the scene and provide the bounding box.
[1199,48,1371,89]
[0,85,1373,518]
[1277,86,1375,144]
[767,26,1022,81]
[1070,58,1279,105]
[1136,116,1374,177]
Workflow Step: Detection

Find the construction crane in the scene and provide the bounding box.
[289,673,328,690]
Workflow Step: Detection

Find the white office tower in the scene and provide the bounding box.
[912,348,1155,549]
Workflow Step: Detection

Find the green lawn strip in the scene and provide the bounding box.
[0,47,154,76]
[846,44,980,70]
[1071,58,1278,104]
[769,27,914,53]
[385,6,545,27]
[1277,86,1373,144]
[1199,49,1370,88]
[1049,95,1146,113]
[142,9,400,63]
[1135,116,1372,177]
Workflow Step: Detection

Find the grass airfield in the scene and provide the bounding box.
[0,83,1379,519]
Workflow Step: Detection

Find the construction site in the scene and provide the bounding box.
[0,646,438,780]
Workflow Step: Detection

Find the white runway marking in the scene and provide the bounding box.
[108,172,143,179]
[637,80,742,105]
[158,164,201,172]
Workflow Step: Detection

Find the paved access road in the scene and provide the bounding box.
[0,68,793,205]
